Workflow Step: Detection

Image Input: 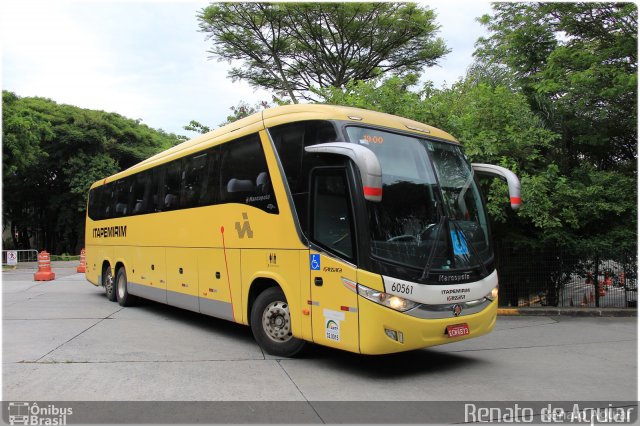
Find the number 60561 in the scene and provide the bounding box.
[391,282,413,295]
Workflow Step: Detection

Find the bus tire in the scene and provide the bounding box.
[250,287,306,357]
[115,267,138,307]
[104,265,116,302]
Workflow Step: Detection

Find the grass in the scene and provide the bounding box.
[49,255,80,261]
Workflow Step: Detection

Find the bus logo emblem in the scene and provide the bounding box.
[235,213,253,239]
[452,304,462,317]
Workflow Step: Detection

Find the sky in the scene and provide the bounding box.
[2,0,493,137]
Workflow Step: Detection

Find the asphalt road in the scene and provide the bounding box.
[2,263,637,424]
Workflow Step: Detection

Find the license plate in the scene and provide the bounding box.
[446,323,470,338]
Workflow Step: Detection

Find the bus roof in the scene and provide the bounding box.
[92,104,458,188]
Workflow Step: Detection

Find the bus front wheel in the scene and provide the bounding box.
[104,265,116,302]
[116,267,138,307]
[250,287,306,357]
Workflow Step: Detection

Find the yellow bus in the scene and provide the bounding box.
[84,104,521,356]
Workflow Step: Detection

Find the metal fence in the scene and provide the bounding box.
[2,249,39,266]
[495,245,637,308]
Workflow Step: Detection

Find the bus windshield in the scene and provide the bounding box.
[345,127,491,277]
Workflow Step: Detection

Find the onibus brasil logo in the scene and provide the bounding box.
[7,402,72,425]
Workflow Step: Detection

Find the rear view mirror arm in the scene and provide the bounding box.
[305,142,383,202]
[471,163,521,210]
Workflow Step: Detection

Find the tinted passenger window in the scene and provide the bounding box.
[161,160,182,211]
[87,134,274,220]
[200,147,220,206]
[268,120,338,195]
[88,187,100,220]
[268,120,339,232]
[219,135,278,214]
[130,170,153,215]
[181,151,209,208]
[111,179,130,217]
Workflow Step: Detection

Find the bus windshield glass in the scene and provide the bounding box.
[345,127,491,276]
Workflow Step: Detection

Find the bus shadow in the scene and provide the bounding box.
[96,292,483,376]
[115,297,256,344]
[294,344,484,379]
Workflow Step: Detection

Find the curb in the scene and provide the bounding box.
[498,307,637,317]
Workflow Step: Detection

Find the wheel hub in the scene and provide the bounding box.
[262,301,292,343]
[105,272,113,292]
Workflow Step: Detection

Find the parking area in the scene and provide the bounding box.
[2,263,637,423]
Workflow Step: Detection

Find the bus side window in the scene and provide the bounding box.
[89,186,103,220]
[269,120,338,195]
[153,165,167,212]
[88,187,98,220]
[113,179,129,217]
[219,134,278,214]
[269,120,339,234]
[200,146,219,206]
[104,183,115,219]
[130,170,152,215]
[181,152,208,209]
[162,160,182,211]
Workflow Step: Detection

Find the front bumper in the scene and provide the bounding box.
[358,295,498,355]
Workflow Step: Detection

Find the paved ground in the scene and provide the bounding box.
[2,262,637,423]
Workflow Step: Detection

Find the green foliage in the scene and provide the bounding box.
[475,2,637,169]
[198,2,449,102]
[320,75,559,228]
[183,120,211,135]
[2,91,52,175]
[2,91,181,254]
[219,100,275,126]
[473,2,637,256]
[317,74,426,119]
[320,57,636,307]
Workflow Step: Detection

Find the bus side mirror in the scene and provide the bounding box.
[305,142,383,202]
[471,163,521,211]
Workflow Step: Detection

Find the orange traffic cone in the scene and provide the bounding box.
[34,251,55,281]
[77,248,86,273]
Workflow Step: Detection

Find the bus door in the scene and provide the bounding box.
[309,168,360,353]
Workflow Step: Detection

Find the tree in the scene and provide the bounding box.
[318,66,638,305]
[475,3,637,172]
[472,3,637,305]
[319,75,559,230]
[198,2,449,103]
[2,91,181,254]
[473,3,637,255]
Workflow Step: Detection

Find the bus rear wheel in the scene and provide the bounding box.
[250,287,306,357]
[104,265,116,302]
[116,267,138,307]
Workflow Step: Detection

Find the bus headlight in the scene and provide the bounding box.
[485,285,499,301]
[357,284,419,312]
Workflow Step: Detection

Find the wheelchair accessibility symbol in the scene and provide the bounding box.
[310,254,321,270]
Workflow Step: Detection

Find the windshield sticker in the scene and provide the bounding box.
[451,230,469,255]
[362,134,384,144]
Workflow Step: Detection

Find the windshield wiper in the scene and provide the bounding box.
[419,207,446,282]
